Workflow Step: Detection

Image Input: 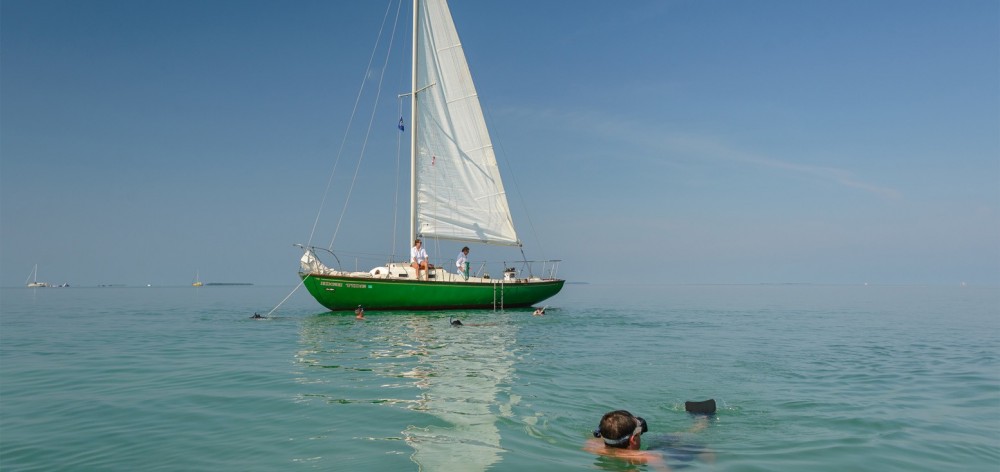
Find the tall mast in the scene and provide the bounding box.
[409,0,419,244]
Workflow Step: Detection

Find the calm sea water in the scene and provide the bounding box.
[1,284,997,471]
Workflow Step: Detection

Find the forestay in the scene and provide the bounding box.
[412,0,519,246]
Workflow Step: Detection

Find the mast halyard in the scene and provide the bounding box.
[409,0,420,244]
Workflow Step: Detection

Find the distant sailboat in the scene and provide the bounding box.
[26,265,49,288]
[297,0,564,311]
[192,271,203,287]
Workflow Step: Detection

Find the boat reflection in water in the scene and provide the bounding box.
[400,315,516,470]
[293,311,518,471]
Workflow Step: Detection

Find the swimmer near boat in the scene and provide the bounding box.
[447,316,497,327]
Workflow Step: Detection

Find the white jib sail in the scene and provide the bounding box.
[413,0,520,246]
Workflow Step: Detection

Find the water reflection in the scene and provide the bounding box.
[402,313,517,470]
[294,311,518,471]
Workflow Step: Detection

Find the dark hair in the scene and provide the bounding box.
[461,246,469,252]
[598,410,642,449]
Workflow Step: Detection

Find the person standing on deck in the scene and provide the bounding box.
[456,246,470,280]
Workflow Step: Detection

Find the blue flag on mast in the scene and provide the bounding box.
[398,117,405,131]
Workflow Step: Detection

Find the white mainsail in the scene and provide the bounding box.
[412,0,519,246]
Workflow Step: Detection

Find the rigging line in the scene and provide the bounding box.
[265,277,305,317]
[392,0,410,265]
[431,237,441,271]
[306,0,396,248]
[327,0,404,251]
[392,98,404,264]
[518,246,533,277]
[483,102,540,254]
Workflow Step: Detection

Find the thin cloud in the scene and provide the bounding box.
[505,106,902,200]
[659,133,903,200]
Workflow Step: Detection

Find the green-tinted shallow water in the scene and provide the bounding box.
[1,284,997,471]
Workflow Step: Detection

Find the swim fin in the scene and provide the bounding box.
[685,399,716,414]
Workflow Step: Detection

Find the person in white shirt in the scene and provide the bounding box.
[411,239,429,281]
[456,246,470,280]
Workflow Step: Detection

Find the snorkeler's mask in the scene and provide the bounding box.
[592,415,648,446]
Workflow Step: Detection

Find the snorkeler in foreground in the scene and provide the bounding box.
[584,410,669,471]
[584,401,716,471]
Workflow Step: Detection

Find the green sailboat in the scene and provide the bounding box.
[299,0,564,311]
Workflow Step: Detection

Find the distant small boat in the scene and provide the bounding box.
[192,271,203,287]
[25,264,49,288]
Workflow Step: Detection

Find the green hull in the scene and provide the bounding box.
[301,273,564,311]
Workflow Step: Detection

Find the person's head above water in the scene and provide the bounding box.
[594,410,648,450]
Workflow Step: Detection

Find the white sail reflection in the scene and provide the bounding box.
[400,314,518,471]
[292,315,431,408]
[291,313,518,471]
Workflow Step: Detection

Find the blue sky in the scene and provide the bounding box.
[2,0,997,287]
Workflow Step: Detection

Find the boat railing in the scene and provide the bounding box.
[298,245,562,280]
[503,259,562,280]
[435,259,561,281]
